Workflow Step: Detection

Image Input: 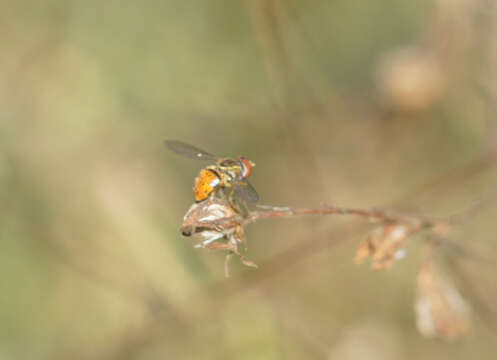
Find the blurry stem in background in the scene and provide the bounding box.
[245,0,291,107]
[395,148,497,205]
[474,82,497,153]
[445,255,497,335]
[9,2,70,92]
[245,0,330,202]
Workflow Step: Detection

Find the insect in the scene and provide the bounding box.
[165,140,259,207]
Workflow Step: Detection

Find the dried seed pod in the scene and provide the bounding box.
[355,224,410,270]
[180,198,242,247]
[180,197,257,276]
[415,261,471,341]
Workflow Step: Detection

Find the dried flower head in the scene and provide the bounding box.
[355,223,411,270]
[180,197,257,276]
[415,261,471,341]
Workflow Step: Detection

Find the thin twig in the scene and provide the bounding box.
[200,204,436,235]
[246,205,429,225]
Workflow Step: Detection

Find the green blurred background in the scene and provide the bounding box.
[1,0,497,359]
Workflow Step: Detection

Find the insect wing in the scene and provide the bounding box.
[233,180,259,203]
[165,140,218,161]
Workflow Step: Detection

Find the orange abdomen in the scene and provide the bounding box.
[193,169,222,202]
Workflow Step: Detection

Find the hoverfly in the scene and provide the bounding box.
[165,140,259,208]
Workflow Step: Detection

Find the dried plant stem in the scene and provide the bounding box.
[200,204,441,238]
[247,205,427,224]
[208,191,494,236]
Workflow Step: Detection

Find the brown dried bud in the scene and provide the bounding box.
[180,198,243,247]
[180,197,257,276]
[415,261,471,341]
[375,46,444,112]
[355,224,410,270]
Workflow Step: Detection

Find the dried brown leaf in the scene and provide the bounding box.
[354,238,373,264]
[415,261,471,341]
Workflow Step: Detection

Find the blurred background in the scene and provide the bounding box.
[1,0,497,359]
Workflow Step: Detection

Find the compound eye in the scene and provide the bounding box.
[238,157,253,178]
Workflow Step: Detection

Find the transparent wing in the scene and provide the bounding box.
[164,140,218,161]
[233,180,259,203]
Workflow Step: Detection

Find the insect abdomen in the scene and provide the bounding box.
[194,168,221,202]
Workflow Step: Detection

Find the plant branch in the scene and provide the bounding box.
[246,204,433,227]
